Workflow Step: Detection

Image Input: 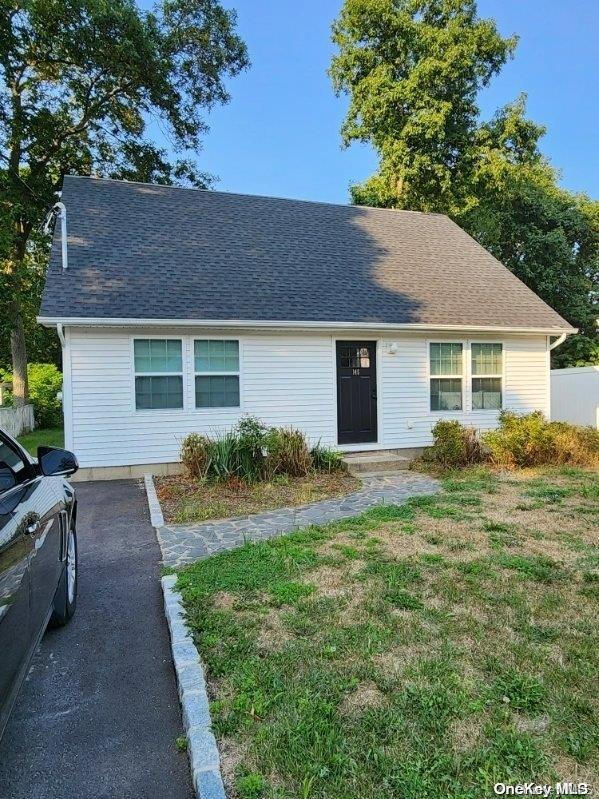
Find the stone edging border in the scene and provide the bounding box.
[144,473,165,528]
[145,474,227,799]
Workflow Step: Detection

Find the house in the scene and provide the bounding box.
[39,176,574,479]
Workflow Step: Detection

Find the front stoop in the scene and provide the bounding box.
[342,450,412,475]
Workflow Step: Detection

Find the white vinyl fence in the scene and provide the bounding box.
[0,404,35,438]
[551,366,599,428]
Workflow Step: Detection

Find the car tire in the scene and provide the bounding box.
[50,525,78,627]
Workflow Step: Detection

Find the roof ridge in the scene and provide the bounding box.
[62,174,447,219]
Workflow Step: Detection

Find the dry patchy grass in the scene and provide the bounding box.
[176,465,598,799]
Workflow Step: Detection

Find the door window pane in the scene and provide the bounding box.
[195,340,239,372]
[135,376,183,409]
[430,378,463,411]
[195,376,240,408]
[134,339,182,373]
[472,343,502,375]
[430,343,462,376]
[472,378,502,410]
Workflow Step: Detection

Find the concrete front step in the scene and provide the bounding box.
[342,450,412,474]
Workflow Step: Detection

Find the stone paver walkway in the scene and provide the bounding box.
[155,471,439,568]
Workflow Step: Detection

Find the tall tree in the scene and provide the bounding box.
[330,0,598,365]
[330,0,517,214]
[460,98,598,366]
[0,0,249,402]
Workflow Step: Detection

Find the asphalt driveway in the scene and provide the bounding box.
[0,480,193,799]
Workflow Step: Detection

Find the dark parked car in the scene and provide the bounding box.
[0,429,78,739]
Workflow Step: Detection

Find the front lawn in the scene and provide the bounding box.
[177,466,598,799]
[17,426,64,456]
[156,471,360,523]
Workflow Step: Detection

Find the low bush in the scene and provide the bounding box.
[425,420,483,468]
[234,416,268,481]
[423,412,599,470]
[483,411,599,468]
[265,427,312,478]
[310,442,346,473]
[180,416,343,483]
[181,433,210,479]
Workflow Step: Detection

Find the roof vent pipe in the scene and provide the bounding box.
[54,201,68,271]
[43,200,68,270]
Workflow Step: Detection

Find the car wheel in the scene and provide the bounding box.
[50,525,78,627]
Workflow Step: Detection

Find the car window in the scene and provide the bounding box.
[0,439,27,492]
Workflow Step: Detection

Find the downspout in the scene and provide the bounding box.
[57,323,65,347]
[548,333,567,351]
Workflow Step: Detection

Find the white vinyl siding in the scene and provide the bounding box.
[65,328,551,468]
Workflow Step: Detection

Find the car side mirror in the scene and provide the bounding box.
[0,463,17,493]
[37,446,79,477]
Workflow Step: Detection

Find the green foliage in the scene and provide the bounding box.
[426,420,483,468]
[264,427,312,478]
[1,0,249,397]
[310,442,346,473]
[483,411,599,468]
[180,417,343,483]
[330,0,516,213]
[235,772,267,799]
[330,2,598,366]
[2,363,62,427]
[268,581,315,607]
[181,433,211,480]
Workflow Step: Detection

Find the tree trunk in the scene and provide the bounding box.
[9,296,28,406]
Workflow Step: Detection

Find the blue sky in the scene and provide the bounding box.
[158,1,599,204]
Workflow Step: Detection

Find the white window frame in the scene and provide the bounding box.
[193,337,242,411]
[470,341,504,412]
[428,340,465,414]
[131,335,185,413]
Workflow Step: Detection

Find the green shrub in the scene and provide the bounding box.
[1,363,63,428]
[205,432,239,480]
[234,415,268,481]
[181,433,210,479]
[310,442,346,473]
[483,411,599,467]
[265,427,312,477]
[426,420,483,468]
[180,418,314,482]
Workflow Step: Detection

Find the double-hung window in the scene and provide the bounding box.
[195,340,240,408]
[430,343,463,411]
[134,339,183,410]
[471,343,502,410]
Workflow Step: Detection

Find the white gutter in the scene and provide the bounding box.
[56,323,65,347]
[548,332,567,350]
[36,316,577,335]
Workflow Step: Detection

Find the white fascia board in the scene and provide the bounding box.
[37,316,577,335]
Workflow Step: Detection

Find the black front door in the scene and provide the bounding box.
[336,341,377,444]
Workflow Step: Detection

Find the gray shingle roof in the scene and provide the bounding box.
[40,176,572,330]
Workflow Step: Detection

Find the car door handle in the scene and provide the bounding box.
[26,520,40,535]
